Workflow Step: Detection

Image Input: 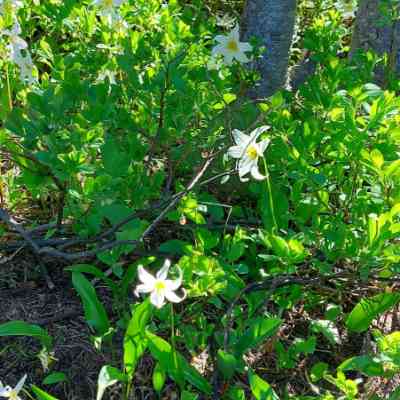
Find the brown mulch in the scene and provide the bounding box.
[0,251,160,400]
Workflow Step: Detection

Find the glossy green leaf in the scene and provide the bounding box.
[346,292,400,333]
[0,320,52,349]
[248,369,279,400]
[42,372,67,385]
[152,362,166,394]
[71,272,110,336]
[235,317,282,356]
[338,355,384,376]
[124,299,152,378]
[146,331,212,394]
[31,385,60,400]
[217,350,237,380]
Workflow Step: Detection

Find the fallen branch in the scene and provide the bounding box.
[0,209,55,289]
[0,153,217,262]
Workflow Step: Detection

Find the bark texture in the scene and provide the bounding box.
[350,0,400,85]
[241,0,297,98]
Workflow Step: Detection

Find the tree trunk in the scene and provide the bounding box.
[350,0,400,85]
[241,0,297,98]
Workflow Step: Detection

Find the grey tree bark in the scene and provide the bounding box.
[241,0,298,98]
[350,0,400,85]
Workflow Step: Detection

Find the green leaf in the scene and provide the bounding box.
[152,362,166,394]
[325,304,342,321]
[217,350,237,380]
[310,362,328,382]
[225,240,245,262]
[371,149,384,169]
[235,317,282,356]
[338,355,384,377]
[159,239,190,255]
[248,369,279,400]
[146,331,212,394]
[389,387,400,400]
[181,391,199,400]
[42,372,67,385]
[0,321,52,349]
[226,386,246,400]
[223,93,237,104]
[101,137,130,177]
[124,299,151,378]
[346,292,400,333]
[65,264,105,279]
[269,235,290,259]
[71,272,110,336]
[195,228,220,250]
[31,385,60,400]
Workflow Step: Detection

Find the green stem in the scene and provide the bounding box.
[170,303,183,391]
[262,156,278,233]
[5,63,13,111]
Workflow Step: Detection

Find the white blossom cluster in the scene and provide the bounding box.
[1,19,37,84]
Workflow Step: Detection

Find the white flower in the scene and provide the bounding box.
[0,381,11,397]
[110,12,129,34]
[335,0,356,18]
[2,20,37,84]
[227,126,270,181]
[16,52,36,84]
[2,21,28,62]
[0,375,27,400]
[134,260,186,309]
[97,69,117,85]
[0,0,23,15]
[211,24,252,66]
[92,0,125,17]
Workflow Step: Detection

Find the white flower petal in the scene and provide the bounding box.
[14,374,27,393]
[238,157,255,179]
[259,138,270,154]
[223,53,234,66]
[165,288,186,303]
[134,282,155,297]
[230,24,240,41]
[150,290,165,309]
[227,145,244,159]
[215,35,227,44]
[211,44,224,57]
[137,265,156,285]
[249,125,270,142]
[250,165,266,180]
[232,129,250,147]
[156,259,171,280]
[0,384,11,396]
[234,51,249,64]
[239,42,252,53]
[165,268,183,291]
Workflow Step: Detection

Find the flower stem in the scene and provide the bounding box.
[170,303,184,390]
[5,63,13,112]
[262,156,278,233]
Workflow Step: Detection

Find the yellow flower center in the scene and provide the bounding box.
[226,39,239,52]
[103,0,113,7]
[246,145,258,160]
[155,281,166,292]
[9,391,18,400]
